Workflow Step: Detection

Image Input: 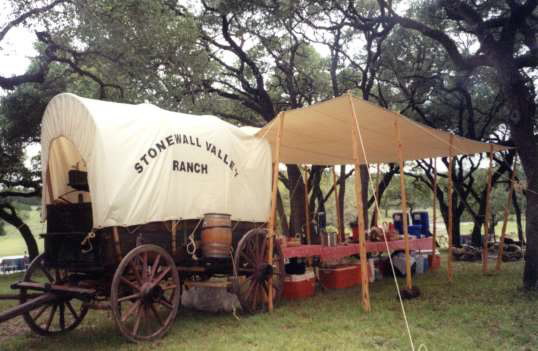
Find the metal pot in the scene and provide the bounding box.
[321,231,337,247]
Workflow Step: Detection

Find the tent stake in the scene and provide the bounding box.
[332,166,344,242]
[496,157,517,272]
[432,158,438,269]
[447,134,454,282]
[267,112,285,313]
[482,144,494,273]
[395,120,412,290]
[349,92,370,312]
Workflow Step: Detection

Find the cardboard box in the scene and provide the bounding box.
[283,271,316,300]
[319,264,371,289]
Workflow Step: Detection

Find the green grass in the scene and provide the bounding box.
[0,207,44,257]
[0,255,536,351]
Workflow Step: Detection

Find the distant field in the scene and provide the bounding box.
[0,207,44,257]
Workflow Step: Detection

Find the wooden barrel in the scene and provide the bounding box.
[201,213,232,259]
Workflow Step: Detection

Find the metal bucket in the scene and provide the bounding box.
[321,232,337,247]
[201,213,232,259]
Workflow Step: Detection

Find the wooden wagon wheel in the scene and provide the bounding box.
[20,253,88,336]
[111,244,180,342]
[233,228,284,314]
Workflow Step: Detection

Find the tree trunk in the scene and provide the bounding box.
[276,190,289,235]
[0,205,39,260]
[286,164,306,235]
[499,65,538,289]
[337,165,346,238]
[512,191,524,244]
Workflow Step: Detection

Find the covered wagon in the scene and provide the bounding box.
[1,93,285,342]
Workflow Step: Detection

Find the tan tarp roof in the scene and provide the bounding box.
[256,95,510,165]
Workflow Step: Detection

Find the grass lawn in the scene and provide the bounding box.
[0,254,536,351]
[0,207,44,257]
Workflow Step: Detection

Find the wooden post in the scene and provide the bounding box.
[432,158,438,268]
[112,227,122,263]
[349,92,370,312]
[332,166,344,242]
[267,112,285,312]
[496,159,517,272]
[395,120,412,290]
[482,144,494,273]
[447,134,454,282]
[372,164,381,227]
[303,166,312,246]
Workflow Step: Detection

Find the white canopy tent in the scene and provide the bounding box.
[40,93,272,228]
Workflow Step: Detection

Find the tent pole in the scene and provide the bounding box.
[496,156,517,272]
[395,120,412,290]
[447,134,454,282]
[349,92,370,312]
[332,166,344,242]
[267,112,285,313]
[432,158,438,269]
[482,144,494,273]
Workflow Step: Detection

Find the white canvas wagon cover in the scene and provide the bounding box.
[41,93,272,228]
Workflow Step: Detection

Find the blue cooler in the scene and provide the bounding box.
[412,211,431,237]
[408,225,423,238]
[392,212,409,235]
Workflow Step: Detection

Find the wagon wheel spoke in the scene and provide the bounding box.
[120,277,140,291]
[129,261,143,286]
[161,284,177,291]
[118,292,140,303]
[132,304,143,336]
[59,303,66,330]
[240,252,256,268]
[152,266,171,287]
[250,282,259,311]
[32,304,50,322]
[142,252,148,280]
[158,296,174,310]
[121,300,140,323]
[45,304,58,331]
[39,264,54,283]
[65,301,79,320]
[150,254,161,281]
[150,303,163,326]
[259,238,267,260]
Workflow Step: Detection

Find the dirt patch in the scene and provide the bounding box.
[0,315,31,342]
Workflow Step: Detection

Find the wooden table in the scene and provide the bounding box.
[283,237,433,261]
